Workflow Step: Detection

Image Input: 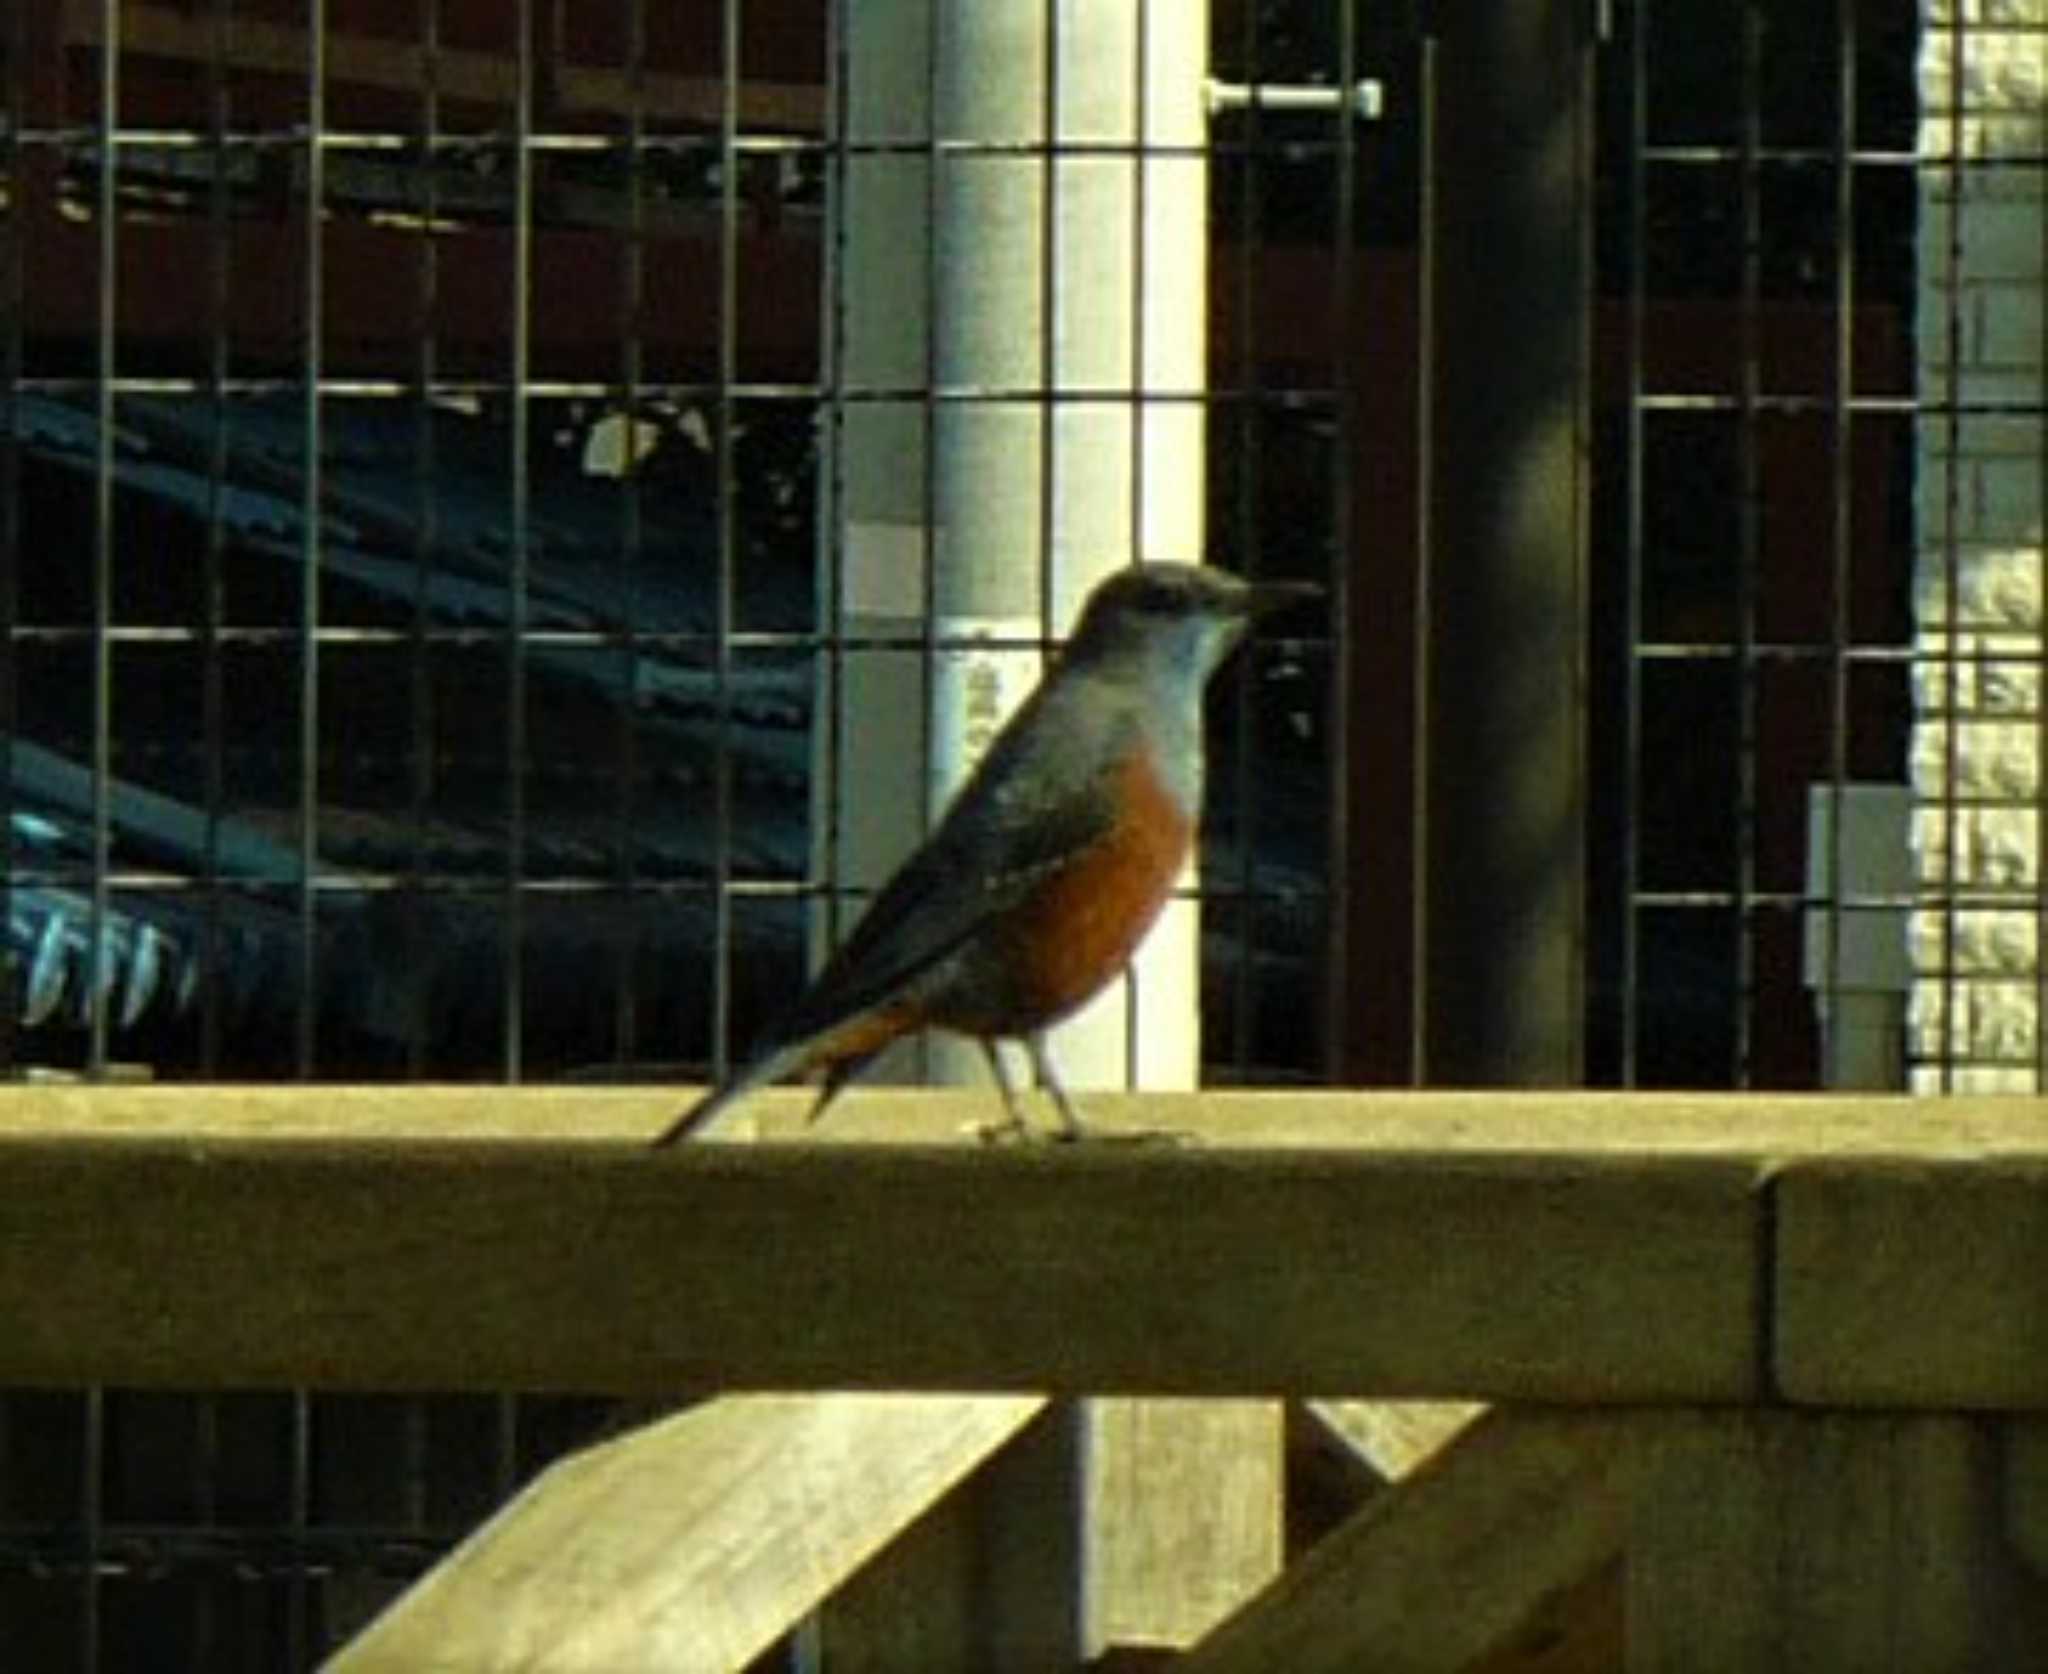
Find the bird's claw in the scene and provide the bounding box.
[966,1117,1191,1148]
[1075,1124,1191,1147]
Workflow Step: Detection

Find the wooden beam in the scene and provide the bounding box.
[1084,1399,1283,1651]
[2014,1416,2048,1579]
[322,1392,1044,1674]
[60,0,828,130]
[24,214,825,381]
[1304,1398,1487,1485]
[1468,1559,1623,1674]
[10,1083,2048,1153]
[1626,1410,2024,1672]
[816,1402,1084,1672]
[1177,1407,1640,1673]
[0,1088,1770,1399]
[1775,1155,2048,1407]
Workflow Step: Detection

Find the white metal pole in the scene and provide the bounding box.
[820,0,937,1087]
[919,0,1057,1091]
[833,12,1265,1660]
[828,0,1209,1100]
[1034,0,1210,1098]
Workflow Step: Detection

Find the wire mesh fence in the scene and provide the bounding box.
[1594,0,1923,1089]
[1,0,2035,1666]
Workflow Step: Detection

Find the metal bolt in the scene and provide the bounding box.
[1203,78,1385,122]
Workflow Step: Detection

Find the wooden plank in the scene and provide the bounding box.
[1625,1411,1782,1671]
[1627,1411,2021,1673]
[5,1083,2047,1155]
[1305,1398,1488,1484]
[1775,1156,2048,1407]
[0,1099,1763,1399]
[1083,1399,1283,1651]
[817,1402,1083,1673]
[62,0,828,129]
[322,1392,1044,1674]
[1468,1559,1623,1674]
[2000,1419,2048,1653]
[1177,1406,1640,1674]
[2011,1416,2048,1578]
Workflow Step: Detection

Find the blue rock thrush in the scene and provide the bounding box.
[653,562,1315,1145]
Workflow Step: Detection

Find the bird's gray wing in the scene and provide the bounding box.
[768,694,1137,1046]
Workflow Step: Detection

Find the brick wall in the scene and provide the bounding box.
[1911,1,2048,1089]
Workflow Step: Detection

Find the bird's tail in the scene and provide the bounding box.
[650,1043,808,1147]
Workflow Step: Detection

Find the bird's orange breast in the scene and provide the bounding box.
[996,745,1196,1026]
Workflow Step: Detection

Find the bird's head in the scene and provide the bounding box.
[1065,562,1319,688]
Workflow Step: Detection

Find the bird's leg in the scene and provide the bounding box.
[1030,1033,1188,1146]
[973,1040,1032,1144]
[1028,1034,1089,1143]
[973,1036,1188,1146]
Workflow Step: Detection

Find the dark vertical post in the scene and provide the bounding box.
[1421,0,1593,1084]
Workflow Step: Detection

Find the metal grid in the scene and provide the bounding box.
[0,0,2002,1665]
[1597,0,1922,1088]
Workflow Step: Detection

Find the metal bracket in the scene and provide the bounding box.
[1203,78,1385,123]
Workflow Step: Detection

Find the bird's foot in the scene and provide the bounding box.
[967,1116,1190,1147]
[1059,1122,1190,1148]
